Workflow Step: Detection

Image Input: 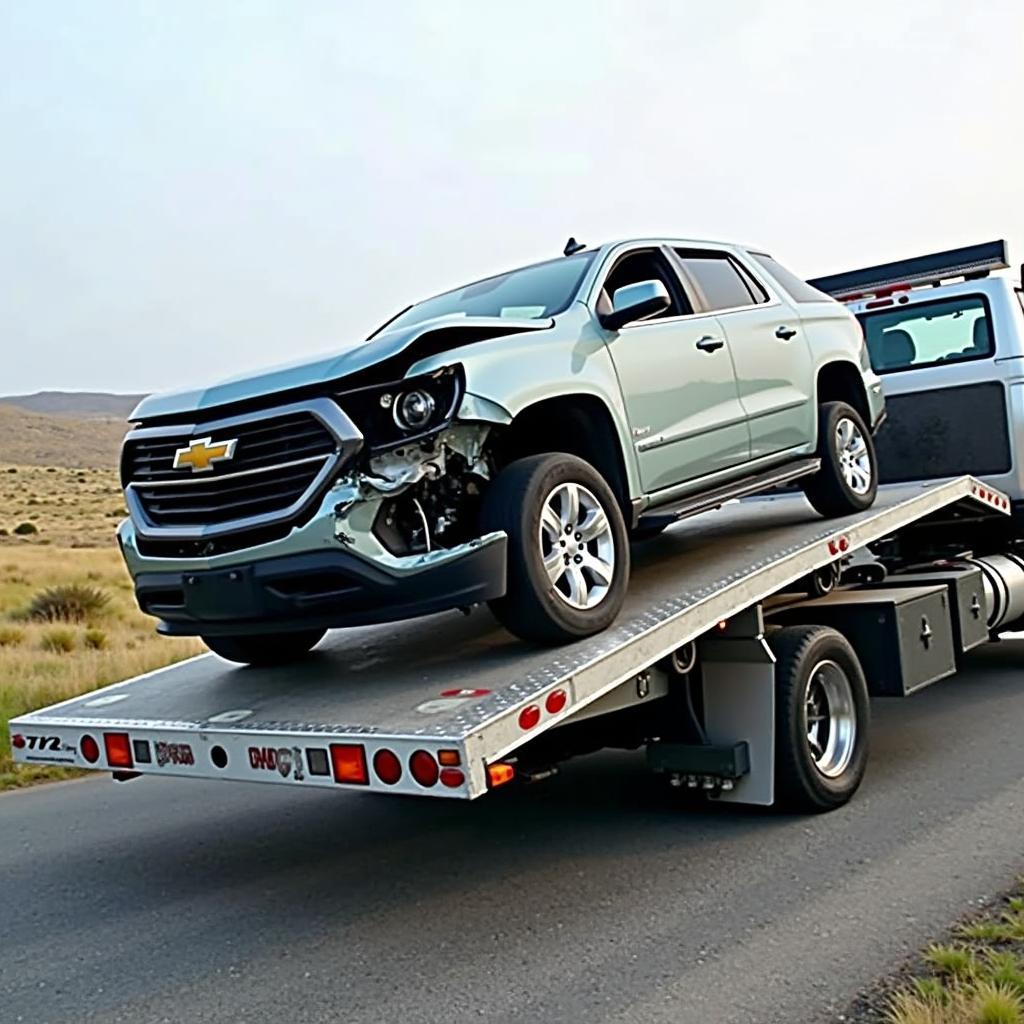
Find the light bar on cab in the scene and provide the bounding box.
[808,239,1009,300]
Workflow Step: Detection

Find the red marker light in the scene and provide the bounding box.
[103,732,134,769]
[80,735,100,764]
[518,705,541,730]
[330,744,369,785]
[439,767,465,788]
[545,689,568,714]
[372,748,402,785]
[409,750,439,788]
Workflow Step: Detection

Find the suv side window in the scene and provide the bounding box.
[856,295,994,373]
[674,249,766,311]
[601,249,691,321]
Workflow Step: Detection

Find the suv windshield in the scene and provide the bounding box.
[856,294,993,373]
[379,252,595,333]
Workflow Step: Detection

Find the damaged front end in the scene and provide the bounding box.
[118,364,509,636]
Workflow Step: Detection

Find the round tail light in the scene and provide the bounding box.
[409,750,439,788]
[518,705,541,730]
[373,749,402,785]
[80,735,100,763]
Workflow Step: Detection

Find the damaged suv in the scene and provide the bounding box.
[118,237,884,664]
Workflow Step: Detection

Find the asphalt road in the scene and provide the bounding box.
[5,641,1024,1024]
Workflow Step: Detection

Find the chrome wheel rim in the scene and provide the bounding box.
[804,659,857,778]
[539,482,615,610]
[836,417,872,495]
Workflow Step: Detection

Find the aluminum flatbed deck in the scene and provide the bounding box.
[11,477,1006,799]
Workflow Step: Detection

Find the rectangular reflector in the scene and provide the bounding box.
[487,762,515,788]
[438,749,461,767]
[330,744,368,785]
[104,732,134,769]
[306,748,330,777]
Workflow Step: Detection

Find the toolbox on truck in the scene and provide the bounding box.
[771,585,957,696]
[865,565,989,658]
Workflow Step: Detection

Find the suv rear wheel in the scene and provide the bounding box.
[202,628,326,666]
[802,401,878,517]
[482,453,630,643]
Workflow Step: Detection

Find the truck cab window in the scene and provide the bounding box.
[857,295,993,373]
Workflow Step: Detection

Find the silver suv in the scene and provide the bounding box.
[118,237,885,664]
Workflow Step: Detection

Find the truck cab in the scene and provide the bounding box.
[810,241,1024,521]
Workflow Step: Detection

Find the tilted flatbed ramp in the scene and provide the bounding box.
[11,477,1006,799]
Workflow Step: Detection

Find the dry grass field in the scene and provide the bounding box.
[1,463,127,548]
[0,404,128,468]
[0,461,204,788]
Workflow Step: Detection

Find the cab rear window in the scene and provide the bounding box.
[856,295,993,374]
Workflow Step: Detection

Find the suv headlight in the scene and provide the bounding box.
[394,389,437,431]
[338,364,463,452]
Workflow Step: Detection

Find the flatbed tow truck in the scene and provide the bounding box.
[10,478,1020,810]
[12,243,1024,813]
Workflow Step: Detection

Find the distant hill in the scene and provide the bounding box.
[0,406,128,469]
[0,391,144,419]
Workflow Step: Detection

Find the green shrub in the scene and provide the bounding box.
[13,522,38,536]
[24,584,110,623]
[83,628,108,650]
[0,625,25,647]
[40,628,76,654]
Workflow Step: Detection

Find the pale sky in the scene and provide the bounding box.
[2,0,1023,397]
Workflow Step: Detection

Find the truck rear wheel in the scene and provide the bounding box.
[202,629,326,666]
[482,453,630,643]
[769,624,869,812]
[802,401,878,517]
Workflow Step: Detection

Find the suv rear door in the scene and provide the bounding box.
[672,248,814,461]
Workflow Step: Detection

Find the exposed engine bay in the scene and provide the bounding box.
[357,423,494,556]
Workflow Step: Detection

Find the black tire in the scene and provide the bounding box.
[802,401,878,518]
[482,453,630,643]
[769,624,870,813]
[202,628,326,666]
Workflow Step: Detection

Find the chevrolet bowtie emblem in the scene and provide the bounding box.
[172,436,238,473]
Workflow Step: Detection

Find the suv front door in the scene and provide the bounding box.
[598,246,751,494]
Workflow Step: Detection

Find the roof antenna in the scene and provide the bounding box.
[563,237,585,257]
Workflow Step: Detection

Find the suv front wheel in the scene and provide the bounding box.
[802,401,878,518]
[482,453,630,644]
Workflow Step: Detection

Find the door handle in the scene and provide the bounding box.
[775,325,797,340]
[695,335,724,353]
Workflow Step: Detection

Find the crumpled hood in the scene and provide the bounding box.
[130,314,553,421]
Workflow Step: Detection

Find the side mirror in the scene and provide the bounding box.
[600,280,671,331]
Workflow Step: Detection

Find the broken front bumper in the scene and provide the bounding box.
[118,479,507,637]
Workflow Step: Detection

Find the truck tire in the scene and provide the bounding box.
[202,628,326,666]
[482,453,630,643]
[802,401,878,517]
[769,624,869,812]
